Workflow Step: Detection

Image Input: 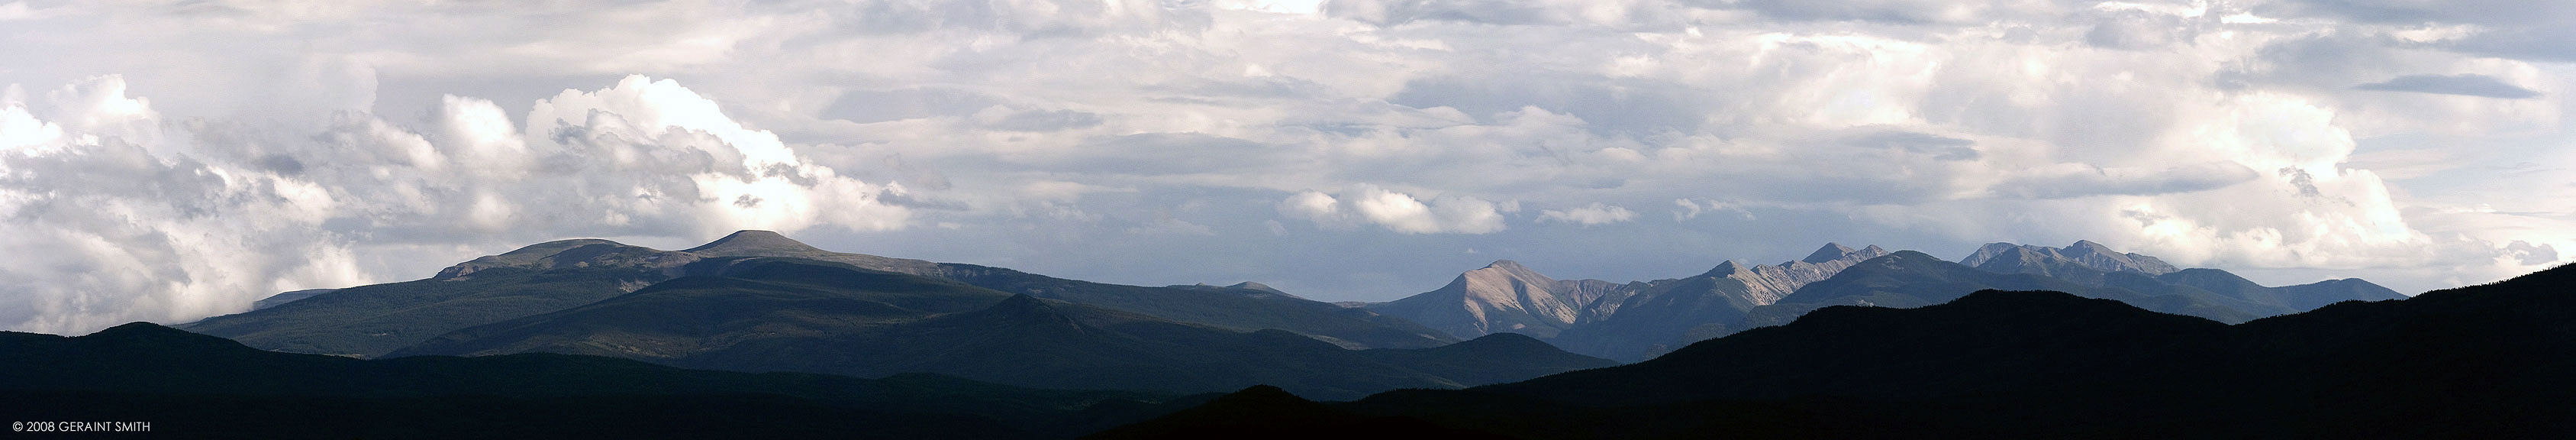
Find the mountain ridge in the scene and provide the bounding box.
[387,258,1614,400]
[1366,241,2397,363]
[186,230,1458,358]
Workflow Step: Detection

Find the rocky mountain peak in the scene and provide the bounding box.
[1800,243,1859,264]
[1691,243,1897,307]
[1704,260,1750,277]
[1960,241,2179,276]
[1797,243,1890,265]
[1464,260,1555,286]
[2067,240,2115,254]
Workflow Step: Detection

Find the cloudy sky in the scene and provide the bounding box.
[2,0,2571,334]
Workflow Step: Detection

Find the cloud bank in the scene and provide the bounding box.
[0,74,905,333]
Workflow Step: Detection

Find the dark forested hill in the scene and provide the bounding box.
[1093,263,2576,438]
[0,322,1208,439]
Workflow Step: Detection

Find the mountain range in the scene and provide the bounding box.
[185,231,1607,399]
[1094,260,2576,438]
[1366,241,2401,361]
[6,229,2545,438]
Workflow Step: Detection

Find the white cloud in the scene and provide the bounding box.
[0,76,368,334]
[0,73,908,335]
[1277,190,1349,228]
[2220,12,2278,24]
[1539,202,1636,226]
[1673,199,1752,222]
[1278,186,1504,234]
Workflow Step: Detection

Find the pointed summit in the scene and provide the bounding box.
[1800,243,1860,264]
[1466,260,1553,284]
[1372,259,1583,339]
[1959,242,2022,267]
[1704,260,1749,276]
[684,230,827,257]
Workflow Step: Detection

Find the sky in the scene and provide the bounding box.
[1,0,2571,335]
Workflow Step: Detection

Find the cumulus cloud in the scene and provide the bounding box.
[0,76,368,334]
[1277,191,1350,228]
[0,74,907,335]
[1539,202,1636,226]
[1278,186,1505,234]
[1673,199,1752,222]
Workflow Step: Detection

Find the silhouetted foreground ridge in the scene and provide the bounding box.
[1091,263,2576,439]
[0,322,1207,439]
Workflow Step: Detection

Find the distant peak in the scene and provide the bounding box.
[1701,260,1751,277]
[1801,243,1864,264]
[1958,240,2179,275]
[1227,281,1290,296]
[1958,242,2025,266]
[683,230,826,256]
[1467,260,1552,281]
